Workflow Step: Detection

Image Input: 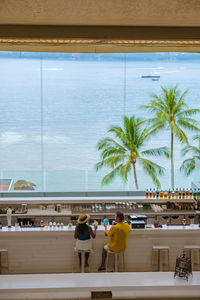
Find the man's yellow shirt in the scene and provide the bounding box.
[107,222,131,253]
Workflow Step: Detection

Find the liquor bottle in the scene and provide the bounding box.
[193,188,197,200]
[156,188,159,199]
[160,190,163,199]
[153,189,156,199]
[175,188,179,199]
[179,188,182,200]
[168,189,171,200]
[149,188,152,198]
[182,188,185,200]
[190,188,193,199]
[164,190,168,199]
[197,188,200,200]
[185,188,189,199]
[146,189,149,199]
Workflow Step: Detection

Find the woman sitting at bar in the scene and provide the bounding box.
[74,214,97,267]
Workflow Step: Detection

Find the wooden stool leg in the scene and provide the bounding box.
[81,252,85,273]
[191,249,194,271]
[122,253,125,271]
[114,254,118,272]
[106,253,109,272]
[88,251,92,273]
[72,251,76,273]
[159,250,162,271]
[167,249,170,271]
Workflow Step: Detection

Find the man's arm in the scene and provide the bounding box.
[105,224,116,236]
[104,224,109,236]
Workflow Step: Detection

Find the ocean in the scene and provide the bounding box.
[0,53,199,192]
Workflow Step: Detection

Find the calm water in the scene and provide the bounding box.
[0,53,200,191]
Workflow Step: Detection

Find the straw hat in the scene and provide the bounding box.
[77,214,90,224]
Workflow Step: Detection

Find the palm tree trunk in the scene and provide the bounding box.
[171,130,174,189]
[132,162,139,190]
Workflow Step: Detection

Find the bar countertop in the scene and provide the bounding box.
[0,224,200,232]
[1,224,200,273]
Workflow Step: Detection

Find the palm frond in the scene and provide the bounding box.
[176,108,200,117]
[177,119,200,132]
[141,146,170,158]
[172,124,188,144]
[193,134,200,147]
[101,164,124,186]
[179,117,200,126]
[180,158,197,177]
[136,127,151,147]
[172,89,188,114]
[97,137,126,152]
[181,144,200,157]
[95,154,127,171]
[119,161,132,181]
[181,145,194,156]
[139,158,165,188]
[108,126,130,148]
[101,147,126,160]
[146,121,166,137]
[193,134,200,141]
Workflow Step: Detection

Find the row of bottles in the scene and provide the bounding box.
[146,188,200,200]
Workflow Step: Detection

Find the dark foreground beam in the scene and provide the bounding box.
[0,25,200,53]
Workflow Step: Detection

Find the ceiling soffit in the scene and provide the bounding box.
[1,0,200,26]
[0,25,200,53]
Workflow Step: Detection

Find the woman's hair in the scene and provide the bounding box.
[116,211,124,222]
[77,223,88,234]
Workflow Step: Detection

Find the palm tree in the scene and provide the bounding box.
[180,135,200,176]
[95,116,169,189]
[141,86,200,189]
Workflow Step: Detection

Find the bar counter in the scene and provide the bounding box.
[1,225,200,274]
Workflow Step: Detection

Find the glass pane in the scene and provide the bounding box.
[0,52,42,192]
[0,51,199,195]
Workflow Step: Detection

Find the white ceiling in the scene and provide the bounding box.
[0,0,200,26]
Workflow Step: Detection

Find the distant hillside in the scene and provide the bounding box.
[0,51,200,61]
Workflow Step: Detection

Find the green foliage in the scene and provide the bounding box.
[180,135,200,176]
[141,86,200,188]
[96,116,169,189]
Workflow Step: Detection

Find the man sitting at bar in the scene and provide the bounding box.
[98,211,131,271]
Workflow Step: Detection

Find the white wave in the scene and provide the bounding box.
[0,131,24,144]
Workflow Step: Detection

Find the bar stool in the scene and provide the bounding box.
[184,245,200,270]
[0,249,8,274]
[106,249,125,272]
[73,248,94,273]
[152,246,169,271]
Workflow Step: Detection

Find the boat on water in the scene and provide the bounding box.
[141,75,160,79]
[152,78,159,81]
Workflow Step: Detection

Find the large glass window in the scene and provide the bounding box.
[0,51,199,193]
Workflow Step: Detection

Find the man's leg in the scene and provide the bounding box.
[98,245,108,270]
